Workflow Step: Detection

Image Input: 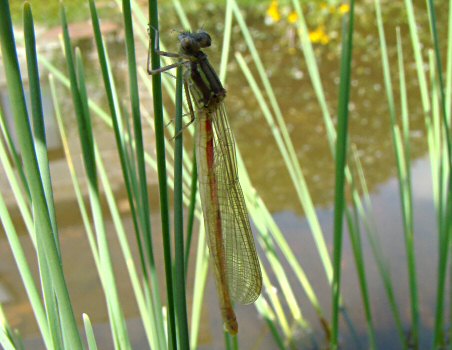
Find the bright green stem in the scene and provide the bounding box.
[331,2,355,348]
[173,66,190,349]
[148,0,177,348]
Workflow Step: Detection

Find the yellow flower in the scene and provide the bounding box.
[287,11,298,24]
[266,0,281,23]
[309,25,330,45]
[320,2,328,10]
[339,4,350,14]
[320,35,330,45]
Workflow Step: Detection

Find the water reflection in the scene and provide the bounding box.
[0,1,447,349]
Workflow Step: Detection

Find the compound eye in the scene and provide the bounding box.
[180,36,200,53]
[197,31,211,48]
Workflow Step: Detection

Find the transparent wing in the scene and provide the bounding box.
[212,103,262,305]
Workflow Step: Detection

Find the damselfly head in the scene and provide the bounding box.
[178,31,212,54]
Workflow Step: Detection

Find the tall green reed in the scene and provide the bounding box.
[331,1,355,348]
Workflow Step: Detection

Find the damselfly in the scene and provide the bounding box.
[147,30,263,334]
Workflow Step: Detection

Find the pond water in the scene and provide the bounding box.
[0,1,448,349]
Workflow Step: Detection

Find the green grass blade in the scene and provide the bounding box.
[427,0,451,165]
[219,0,233,82]
[351,146,407,348]
[0,116,31,202]
[49,75,100,267]
[254,298,287,350]
[291,0,335,144]
[23,8,65,347]
[189,223,209,349]
[331,1,355,347]
[448,0,452,337]
[121,0,162,318]
[403,0,431,114]
[148,0,178,346]
[224,330,239,350]
[172,0,191,30]
[173,66,190,349]
[345,184,376,348]
[75,47,132,349]
[447,0,452,123]
[0,111,35,240]
[397,28,413,191]
[425,0,452,346]
[23,3,59,248]
[83,314,98,350]
[426,51,442,213]
[224,332,232,350]
[0,305,19,350]
[184,144,198,279]
[0,187,51,348]
[260,264,292,339]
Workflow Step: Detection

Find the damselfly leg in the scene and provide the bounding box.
[168,80,196,139]
[146,26,190,75]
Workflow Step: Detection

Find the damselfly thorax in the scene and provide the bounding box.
[179,32,227,112]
